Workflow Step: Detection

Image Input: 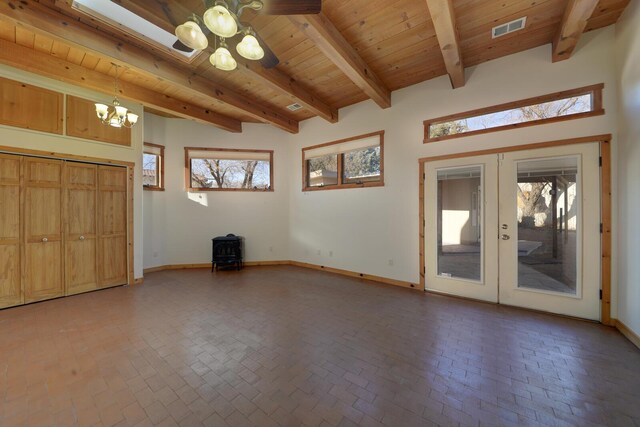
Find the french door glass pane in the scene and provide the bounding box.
[516,157,578,294]
[437,166,483,281]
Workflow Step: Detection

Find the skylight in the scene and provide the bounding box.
[72,0,198,59]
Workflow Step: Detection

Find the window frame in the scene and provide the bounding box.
[143,142,164,191]
[184,147,274,192]
[302,130,385,192]
[423,83,604,143]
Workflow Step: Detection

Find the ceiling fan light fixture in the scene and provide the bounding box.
[203,5,238,38]
[237,33,264,60]
[210,45,237,71]
[175,21,208,50]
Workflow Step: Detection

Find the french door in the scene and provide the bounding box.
[424,142,601,320]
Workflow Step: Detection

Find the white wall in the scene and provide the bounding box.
[142,26,623,320]
[142,115,292,269]
[289,27,618,288]
[0,64,144,279]
[615,1,640,336]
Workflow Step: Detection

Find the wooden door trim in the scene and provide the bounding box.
[418,134,613,325]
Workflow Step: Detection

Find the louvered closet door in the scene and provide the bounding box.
[24,158,64,303]
[98,165,128,287]
[65,162,98,295]
[0,154,23,308]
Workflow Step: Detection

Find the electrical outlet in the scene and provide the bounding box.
[329,250,333,257]
[317,249,321,255]
[388,259,394,266]
[153,251,159,258]
[269,246,274,252]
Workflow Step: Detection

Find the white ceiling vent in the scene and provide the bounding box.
[492,17,527,39]
[287,103,303,111]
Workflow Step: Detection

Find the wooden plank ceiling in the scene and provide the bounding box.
[0,0,629,134]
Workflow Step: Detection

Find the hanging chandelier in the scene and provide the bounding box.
[174,0,265,72]
[95,64,139,128]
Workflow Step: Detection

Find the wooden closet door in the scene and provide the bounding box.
[98,166,128,287]
[0,154,22,308]
[24,158,64,303]
[65,162,98,295]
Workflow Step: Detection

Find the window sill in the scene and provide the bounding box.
[303,181,384,192]
[187,188,274,192]
[143,186,164,191]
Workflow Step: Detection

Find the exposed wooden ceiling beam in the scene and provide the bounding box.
[552,0,599,62]
[288,13,391,109]
[0,38,241,132]
[425,0,465,89]
[105,0,338,123]
[0,0,298,133]
[237,60,339,123]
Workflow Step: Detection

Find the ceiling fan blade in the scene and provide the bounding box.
[173,40,195,53]
[260,0,322,15]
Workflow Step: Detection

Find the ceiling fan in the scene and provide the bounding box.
[174,0,322,70]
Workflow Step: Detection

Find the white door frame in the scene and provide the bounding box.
[418,134,613,324]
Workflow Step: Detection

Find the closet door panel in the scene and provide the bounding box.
[24,158,63,303]
[99,236,127,285]
[0,154,22,308]
[98,166,127,287]
[25,241,63,302]
[65,163,98,295]
[66,239,97,295]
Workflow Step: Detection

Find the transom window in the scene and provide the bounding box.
[185,147,273,191]
[302,131,384,191]
[424,84,604,143]
[143,142,164,191]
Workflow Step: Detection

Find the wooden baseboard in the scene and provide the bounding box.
[615,319,640,349]
[142,260,417,291]
[244,261,291,266]
[134,277,144,285]
[143,263,210,274]
[143,261,287,274]
[290,261,419,290]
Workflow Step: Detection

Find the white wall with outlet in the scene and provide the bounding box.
[142,27,628,325]
[289,26,619,289]
[142,114,292,270]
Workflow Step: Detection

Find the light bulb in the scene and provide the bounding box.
[210,46,237,71]
[236,34,264,60]
[203,5,237,38]
[127,112,139,125]
[95,103,109,119]
[115,105,128,119]
[175,21,208,50]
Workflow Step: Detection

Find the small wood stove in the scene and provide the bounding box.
[211,234,244,271]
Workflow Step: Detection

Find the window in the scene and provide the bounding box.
[424,84,604,143]
[302,131,384,191]
[185,147,273,191]
[143,142,164,190]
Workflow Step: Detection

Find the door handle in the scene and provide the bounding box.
[42,237,48,243]
[500,234,510,240]
[79,236,85,241]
